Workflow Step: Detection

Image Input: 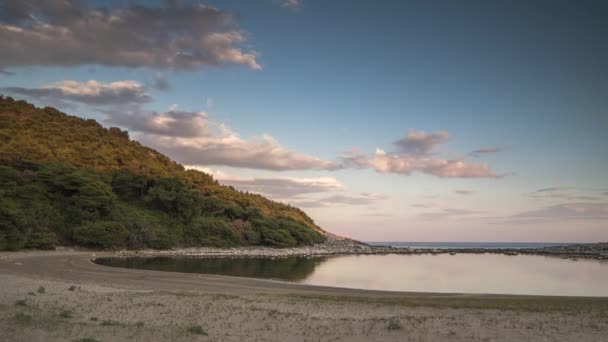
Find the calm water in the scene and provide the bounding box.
[95,254,608,296]
[367,242,575,249]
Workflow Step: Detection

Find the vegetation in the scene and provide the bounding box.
[13,312,33,325]
[0,97,326,250]
[386,317,403,330]
[187,324,208,335]
[59,310,74,319]
[73,338,100,342]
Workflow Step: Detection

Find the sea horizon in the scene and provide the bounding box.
[365,241,582,249]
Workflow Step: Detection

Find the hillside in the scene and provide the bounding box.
[0,96,326,250]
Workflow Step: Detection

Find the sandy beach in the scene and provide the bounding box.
[1,250,607,342]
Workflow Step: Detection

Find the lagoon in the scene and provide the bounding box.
[95,253,608,297]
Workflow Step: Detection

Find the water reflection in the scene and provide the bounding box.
[95,254,608,296]
[95,256,325,281]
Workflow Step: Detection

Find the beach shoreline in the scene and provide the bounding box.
[1,250,607,341]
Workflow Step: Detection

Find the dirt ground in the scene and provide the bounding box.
[1,251,607,342]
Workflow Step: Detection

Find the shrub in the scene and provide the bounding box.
[187,324,207,335]
[72,221,129,249]
[14,312,32,325]
[59,310,73,319]
[386,317,403,330]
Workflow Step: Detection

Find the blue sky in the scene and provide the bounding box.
[1,0,607,242]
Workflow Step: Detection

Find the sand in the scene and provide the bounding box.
[1,250,607,342]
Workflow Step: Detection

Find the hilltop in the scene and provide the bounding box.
[0,96,325,250]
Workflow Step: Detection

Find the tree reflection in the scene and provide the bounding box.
[96,256,327,281]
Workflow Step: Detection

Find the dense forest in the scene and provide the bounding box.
[0,97,326,250]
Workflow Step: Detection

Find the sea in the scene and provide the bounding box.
[366,242,577,249]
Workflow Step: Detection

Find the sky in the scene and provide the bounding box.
[1,0,607,242]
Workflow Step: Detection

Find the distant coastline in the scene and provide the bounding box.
[110,236,608,260]
[366,242,576,249]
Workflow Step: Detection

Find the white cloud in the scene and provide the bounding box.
[280,0,302,10]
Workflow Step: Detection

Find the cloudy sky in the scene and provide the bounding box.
[1,0,607,242]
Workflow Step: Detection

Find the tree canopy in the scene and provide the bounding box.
[0,96,325,250]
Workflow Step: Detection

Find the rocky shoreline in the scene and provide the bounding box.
[112,237,608,260]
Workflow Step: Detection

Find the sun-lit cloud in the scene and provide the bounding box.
[103,106,338,171]
[340,130,501,178]
[1,80,150,106]
[0,1,260,70]
[292,193,389,208]
[105,109,211,138]
[342,148,498,178]
[186,165,344,198]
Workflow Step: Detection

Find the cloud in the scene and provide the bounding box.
[340,130,501,178]
[293,193,388,208]
[280,0,302,10]
[393,130,449,155]
[468,147,501,158]
[0,1,260,70]
[535,187,567,193]
[2,80,149,106]
[411,203,433,208]
[510,202,608,222]
[186,166,344,198]
[454,189,474,195]
[105,107,338,171]
[360,213,392,217]
[417,208,486,220]
[527,187,604,201]
[152,73,170,91]
[341,149,498,178]
[105,108,211,138]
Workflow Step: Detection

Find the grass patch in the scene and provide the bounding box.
[37,286,46,294]
[90,317,99,321]
[187,324,208,335]
[134,321,145,328]
[14,312,33,325]
[59,310,73,319]
[73,338,101,342]
[14,299,27,307]
[68,285,78,291]
[27,292,36,296]
[284,293,608,314]
[386,317,403,330]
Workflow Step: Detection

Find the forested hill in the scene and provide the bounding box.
[0,97,326,250]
